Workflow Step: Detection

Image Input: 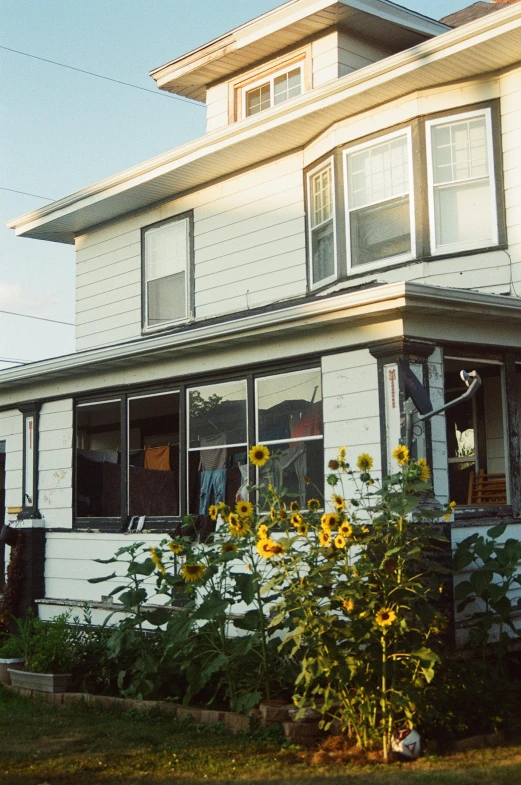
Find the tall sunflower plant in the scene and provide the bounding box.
[256,444,454,762]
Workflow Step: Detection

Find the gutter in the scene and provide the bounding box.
[1,282,521,388]
[7,3,521,237]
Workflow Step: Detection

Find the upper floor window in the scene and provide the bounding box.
[308,160,336,288]
[143,215,191,329]
[426,109,498,254]
[345,129,414,271]
[244,64,302,117]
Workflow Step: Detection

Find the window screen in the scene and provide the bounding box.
[144,217,189,327]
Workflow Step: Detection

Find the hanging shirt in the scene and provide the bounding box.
[144,445,171,471]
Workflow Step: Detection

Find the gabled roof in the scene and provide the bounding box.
[150,0,449,101]
[440,2,506,28]
[7,1,521,245]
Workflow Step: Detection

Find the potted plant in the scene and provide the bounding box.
[8,612,77,693]
[0,634,25,685]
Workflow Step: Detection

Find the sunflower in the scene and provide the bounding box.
[334,534,346,549]
[229,518,251,537]
[256,537,285,558]
[338,521,353,538]
[361,525,370,534]
[392,445,410,466]
[416,458,431,482]
[357,453,374,472]
[320,512,338,532]
[290,513,303,527]
[290,500,300,512]
[168,541,183,555]
[338,446,347,462]
[343,598,354,613]
[216,501,227,513]
[181,563,205,583]
[332,493,346,511]
[149,547,166,575]
[249,444,270,467]
[208,504,218,521]
[307,498,320,512]
[375,608,397,628]
[228,512,240,528]
[279,509,287,520]
[269,507,277,522]
[319,529,331,547]
[296,522,308,537]
[236,500,254,517]
[328,459,340,470]
[221,541,238,554]
[257,524,269,539]
[449,500,457,511]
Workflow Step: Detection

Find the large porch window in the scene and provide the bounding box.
[445,358,507,507]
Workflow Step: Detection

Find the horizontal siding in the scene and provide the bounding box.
[0,410,23,520]
[322,349,380,508]
[39,400,73,529]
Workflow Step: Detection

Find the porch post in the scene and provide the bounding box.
[504,353,521,518]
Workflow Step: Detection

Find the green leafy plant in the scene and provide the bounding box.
[23,612,80,674]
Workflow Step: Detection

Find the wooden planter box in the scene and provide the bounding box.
[0,658,25,686]
[8,669,70,693]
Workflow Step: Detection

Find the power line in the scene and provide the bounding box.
[0,44,204,107]
[0,309,74,326]
[0,186,54,201]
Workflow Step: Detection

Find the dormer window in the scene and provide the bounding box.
[243,64,303,117]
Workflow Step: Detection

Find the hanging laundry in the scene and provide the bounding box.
[144,445,171,471]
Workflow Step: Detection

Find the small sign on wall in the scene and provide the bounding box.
[383,363,401,470]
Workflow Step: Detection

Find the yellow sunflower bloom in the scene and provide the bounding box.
[290,513,303,527]
[338,522,353,538]
[375,608,397,628]
[256,537,285,559]
[208,504,218,521]
[257,524,269,539]
[249,444,270,467]
[269,507,277,522]
[168,541,183,555]
[235,500,254,517]
[279,509,287,520]
[392,445,410,466]
[334,534,346,549]
[417,458,431,482]
[343,598,354,613]
[320,512,338,531]
[290,500,300,512]
[357,453,374,472]
[307,498,320,512]
[319,529,331,547]
[229,519,251,537]
[361,525,370,534]
[221,541,238,554]
[181,563,205,583]
[228,512,240,527]
[332,493,346,510]
[449,500,457,511]
[338,446,347,462]
[296,522,308,537]
[149,547,166,575]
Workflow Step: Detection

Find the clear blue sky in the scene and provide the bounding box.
[0,0,469,367]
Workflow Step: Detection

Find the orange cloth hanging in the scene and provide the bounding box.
[144,445,171,471]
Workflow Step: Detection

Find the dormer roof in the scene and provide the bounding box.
[150,0,449,102]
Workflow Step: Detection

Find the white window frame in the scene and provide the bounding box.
[344,127,416,275]
[307,158,337,290]
[242,62,303,119]
[143,215,190,333]
[426,108,498,256]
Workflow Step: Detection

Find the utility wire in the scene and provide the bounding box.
[0,186,54,201]
[0,44,204,107]
[0,309,74,326]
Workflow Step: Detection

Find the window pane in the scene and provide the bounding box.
[147,271,186,325]
[259,440,323,509]
[257,369,322,444]
[274,68,301,105]
[350,195,410,267]
[348,136,409,209]
[188,446,248,515]
[76,401,121,518]
[246,83,270,116]
[188,381,247,450]
[128,393,179,517]
[434,180,492,247]
[312,220,334,282]
[311,167,332,227]
[432,117,488,185]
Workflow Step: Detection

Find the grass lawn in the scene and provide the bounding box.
[1,686,520,785]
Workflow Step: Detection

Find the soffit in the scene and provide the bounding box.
[8,8,521,245]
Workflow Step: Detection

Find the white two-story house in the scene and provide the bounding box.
[3,0,521,633]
